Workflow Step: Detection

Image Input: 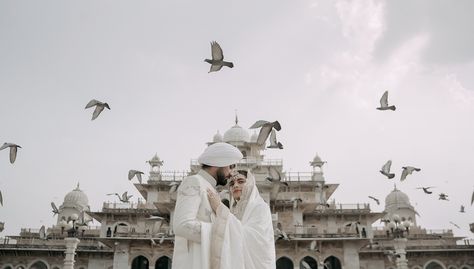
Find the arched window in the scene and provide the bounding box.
[3,266,13,269]
[447,266,458,269]
[425,261,445,269]
[276,257,294,269]
[131,255,149,269]
[29,261,48,269]
[155,256,172,269]
[299,256,317,269]
[324,256,342,269]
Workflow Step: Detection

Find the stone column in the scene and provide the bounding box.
[393,238,408,269]
[64,237,80,269]
[113,242,130,269]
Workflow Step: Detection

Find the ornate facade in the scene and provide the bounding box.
[1,120,473,269]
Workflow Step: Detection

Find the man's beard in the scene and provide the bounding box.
[216,168,228,186]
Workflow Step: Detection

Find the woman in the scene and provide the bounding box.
[207,170,276,269]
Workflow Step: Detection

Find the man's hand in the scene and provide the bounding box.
[207,188,222,213]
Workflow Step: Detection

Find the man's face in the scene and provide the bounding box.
[215,164,236,186]
[229,174,246,200]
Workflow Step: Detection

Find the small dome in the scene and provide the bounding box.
[223,124,250,143]
[213,130,223,143]
[385,188,411,209]
[250,131,258,143]
[62,184,89,211]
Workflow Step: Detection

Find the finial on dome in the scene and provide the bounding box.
[394,183,397,190]
[75,182,80,190]
[235,109,239,125]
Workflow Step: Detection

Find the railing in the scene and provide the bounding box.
[159,171,189,181]
[102,202,156,210]
[288,226,361,239]
[110,227,171,238]
[191,157,283,167]
[284,172,313,182]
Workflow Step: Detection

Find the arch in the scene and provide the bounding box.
[2,265,13,269]
[460,266,472,269]
[424,260,446,269]
[276,256,294,269]
[299,256,317,269]
[447,266,458,269]
[131,255,149,269]
[155,256,172,269]
[28,260,49,269]
[412,266,423,269]
[16,266,26,269]
[324,256,342,269]
[51,267,60,269]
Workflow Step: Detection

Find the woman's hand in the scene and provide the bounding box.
[207,188,222,213]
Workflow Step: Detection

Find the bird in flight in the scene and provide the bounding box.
[268,129,283,149]
[416,186,435,194]
[0,143,22,164]
[250,120,282,147]
[449,221,460,229]
[459,205,465,213]
[107,192,133,203]
[400,166,421,181]
[380,160,395,179]
[438,193,449,201]
[128,170,144,184]
[368,196,380,205]
[204,41,234,73]
[85,99,110,120]
[376,90,396,111]
[51,202,60,216]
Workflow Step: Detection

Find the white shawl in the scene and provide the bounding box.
[211,171,276,269]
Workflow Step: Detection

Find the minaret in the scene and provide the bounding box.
[147,154,163,181]
[310,153,326,181]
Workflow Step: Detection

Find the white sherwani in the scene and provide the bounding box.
[173,170,217,269]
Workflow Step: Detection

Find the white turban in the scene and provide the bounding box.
[198,142,243,167]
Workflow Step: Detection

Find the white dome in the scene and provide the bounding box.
[213,130,223,143]
[223,124,250,143]
[385,188,411,209]
[62,185,89,210]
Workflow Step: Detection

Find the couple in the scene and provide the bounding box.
[172,142,276,269]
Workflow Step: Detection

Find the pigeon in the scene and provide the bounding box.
[39,225,47,240]
[290,197,302,210]
[345,221,361,232]
[380,160,395,179]
[128,170,144,184]
[380,219,391,224]
[309,240,319,252]
[274,224,290,241]
[204,41,234,73]
[368,196,380,205]
[400,166,421,181]
[460,205,465,213]
[267,129,283,149]
[0,190,3,206]
[249,120,282,146]
[51,202,59,216]
[107,192,133,203]
[150,238,158,247]
[449,221,460,229]
[376,91,396,111]
[0,143,22,164]
[301,260,311,269]
[416,186,435,194]
[159,233,166,244]
[266,167,287,186]
[85,99,110,121]
[384,250,400,263]
[439,193,449,201]
[169,182,180,194]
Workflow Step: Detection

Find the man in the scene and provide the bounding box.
[172,142,243,269]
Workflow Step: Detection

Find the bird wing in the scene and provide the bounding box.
[257,125,272,145]
[250,120,270,129]
[92,105,105,120]
[0,190,3,206]
[85,99,101,109]
[211,41,224,61]
[128,170,136,180]
[51,202,59,213]
[209,64,223,73]
[382,160,392,173]
[471,190,474,205]
[272,121,282,131]
[400,168,409,181]
[136,173,142,184]
[380,91,389,107]
[301,261,311,269]
[269,129,278,145]
[9,146,18,164]
[0,143,9,151]
[268,167,281,181]
[310,240,317,250]
[39,225,46,239]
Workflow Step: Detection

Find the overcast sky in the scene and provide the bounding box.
[1,0,474,239]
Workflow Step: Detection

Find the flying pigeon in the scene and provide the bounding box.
[400,166,421,181]
[380,160,395,179]
[384,250,400,263]
[439,193,449,201]
[449,221,460,229]
[471,189,474,206]
[416,186,435,194]
[107,192,133,203]
[267,129,283,149]
[0,143,22,164]
[51,202,59,216]
[301,261,311,269]
[275,223,290,241]
[204,41,234,73]
[39,225,47,240]
[128,170,144,184]
[169,182,181,194]
[249,120,282,146]
[309,240,319,252]
[290,197,302,210]
[368,196,380,205]
[85,99,110,121]
[0,190,3,206]
[376,91,396,111]
[460,205,465,213]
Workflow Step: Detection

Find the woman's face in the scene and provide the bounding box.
[229,174,247,200]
